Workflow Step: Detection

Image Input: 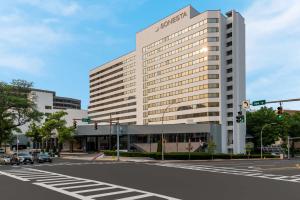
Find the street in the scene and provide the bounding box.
[1,159,300,200]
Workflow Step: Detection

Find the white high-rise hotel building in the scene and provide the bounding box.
[89,6,246,153]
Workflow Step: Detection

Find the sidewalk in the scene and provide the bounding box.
[61,153,155,162]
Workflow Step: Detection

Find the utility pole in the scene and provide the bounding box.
[287,135,290,160]
[109,114,112,150]
[116,118,120,161]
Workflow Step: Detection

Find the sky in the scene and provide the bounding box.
[0,0,300,110]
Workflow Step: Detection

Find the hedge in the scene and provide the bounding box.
[102,150,277,160]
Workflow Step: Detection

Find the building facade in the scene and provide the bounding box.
[16,89,88,148]
[88,6,246,154]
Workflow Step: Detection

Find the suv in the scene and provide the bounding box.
[0,155,11,165]
[17,153,34,164]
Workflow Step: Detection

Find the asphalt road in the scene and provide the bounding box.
[1,159,300,200]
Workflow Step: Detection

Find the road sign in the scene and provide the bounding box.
[82,117,91,123]
[252,100,266,106]
[242,100,250,109]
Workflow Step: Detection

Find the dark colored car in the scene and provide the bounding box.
[37,153,52,163]
[17,153,34,164]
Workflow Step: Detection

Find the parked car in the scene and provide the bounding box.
[0,155,11,165]
[16,152,34,164]
[37,153,52,163]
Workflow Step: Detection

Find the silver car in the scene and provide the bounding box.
[0,155,11,165]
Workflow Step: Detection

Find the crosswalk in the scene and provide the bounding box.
[0,168,180,200]
[152,163,300,183]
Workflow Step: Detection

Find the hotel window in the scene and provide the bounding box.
[226,41,232,47]
[45,106,52,109]
[227,77,233,82]
[226,23,232,29]
[226,32,232,38]
[226,50,232,56]
[227,94,233,100]
[207,18,219,23]
[227,121,233,126]
[227,103,233,108]
[227,59,232,64]
[227,112,233,117]
[227,86,233,91]
[227,68,233,73]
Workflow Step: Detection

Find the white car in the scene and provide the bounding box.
[0,155,11,165]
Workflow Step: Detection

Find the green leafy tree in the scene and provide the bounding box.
[26,122,43,149]
[0,79,42,146]
[57,126,75,155]
[245,142,254,158]
[246,107,289,149]
[41,111,74,154]
[207,140,216,160]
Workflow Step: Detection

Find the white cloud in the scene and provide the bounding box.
[0,3,70,75]
[243,0,300,108]
[18,0,81,16]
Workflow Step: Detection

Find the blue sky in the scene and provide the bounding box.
[1,0,300,110]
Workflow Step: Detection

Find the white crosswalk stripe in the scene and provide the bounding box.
[0,168,180,200]
[152,163,300,183]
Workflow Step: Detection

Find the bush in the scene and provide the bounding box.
[102,150,277,160]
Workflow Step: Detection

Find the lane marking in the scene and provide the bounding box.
[152,163,300,184]
[1,168,181,200]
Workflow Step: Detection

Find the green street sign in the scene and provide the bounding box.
[82,117,91,123]
[252,100,266,106]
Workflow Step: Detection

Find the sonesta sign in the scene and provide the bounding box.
[155,11,187,32]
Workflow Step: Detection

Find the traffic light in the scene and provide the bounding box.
[277,106,283,115]
[94,122,98,130]
[236,115,241,123]
[73,120,77,129]
[277,106,284,121]
[236,111,245,123]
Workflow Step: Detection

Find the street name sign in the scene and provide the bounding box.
[252,100,266,106]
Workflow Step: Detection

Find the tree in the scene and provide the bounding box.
[246,107,288,150]
[26,122,43,149]
[207,140,216,160]
[57,126,75,155]
[41,111,73,154]
[0,80,42,146]
[245,142,254,159]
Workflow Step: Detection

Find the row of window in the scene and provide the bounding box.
[90,80,123,93]
[143,18,219,52]
[88,102,136,114]
[143,27,219,59]
[88,96,135,109]
[90,61,123,78]
[90,68,123,83]
[145,56,219,87]
[147,111,220,123]
[90,92,124,104]
[90,74,123,88]
[90,80,134,94]
[89,108,136,119]
[144,45,219,74]
[144,53,220,79]
[146,82,219,101]
[90,80,136,98]
[145,63,219,87]
[145,93,219,109]
[144,37,219,65]
[145,70,219,94]
[92,115,137,123]
[146,102,219,116]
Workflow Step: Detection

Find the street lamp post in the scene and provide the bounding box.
[161,104,172,160]
[260,123,276,159]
